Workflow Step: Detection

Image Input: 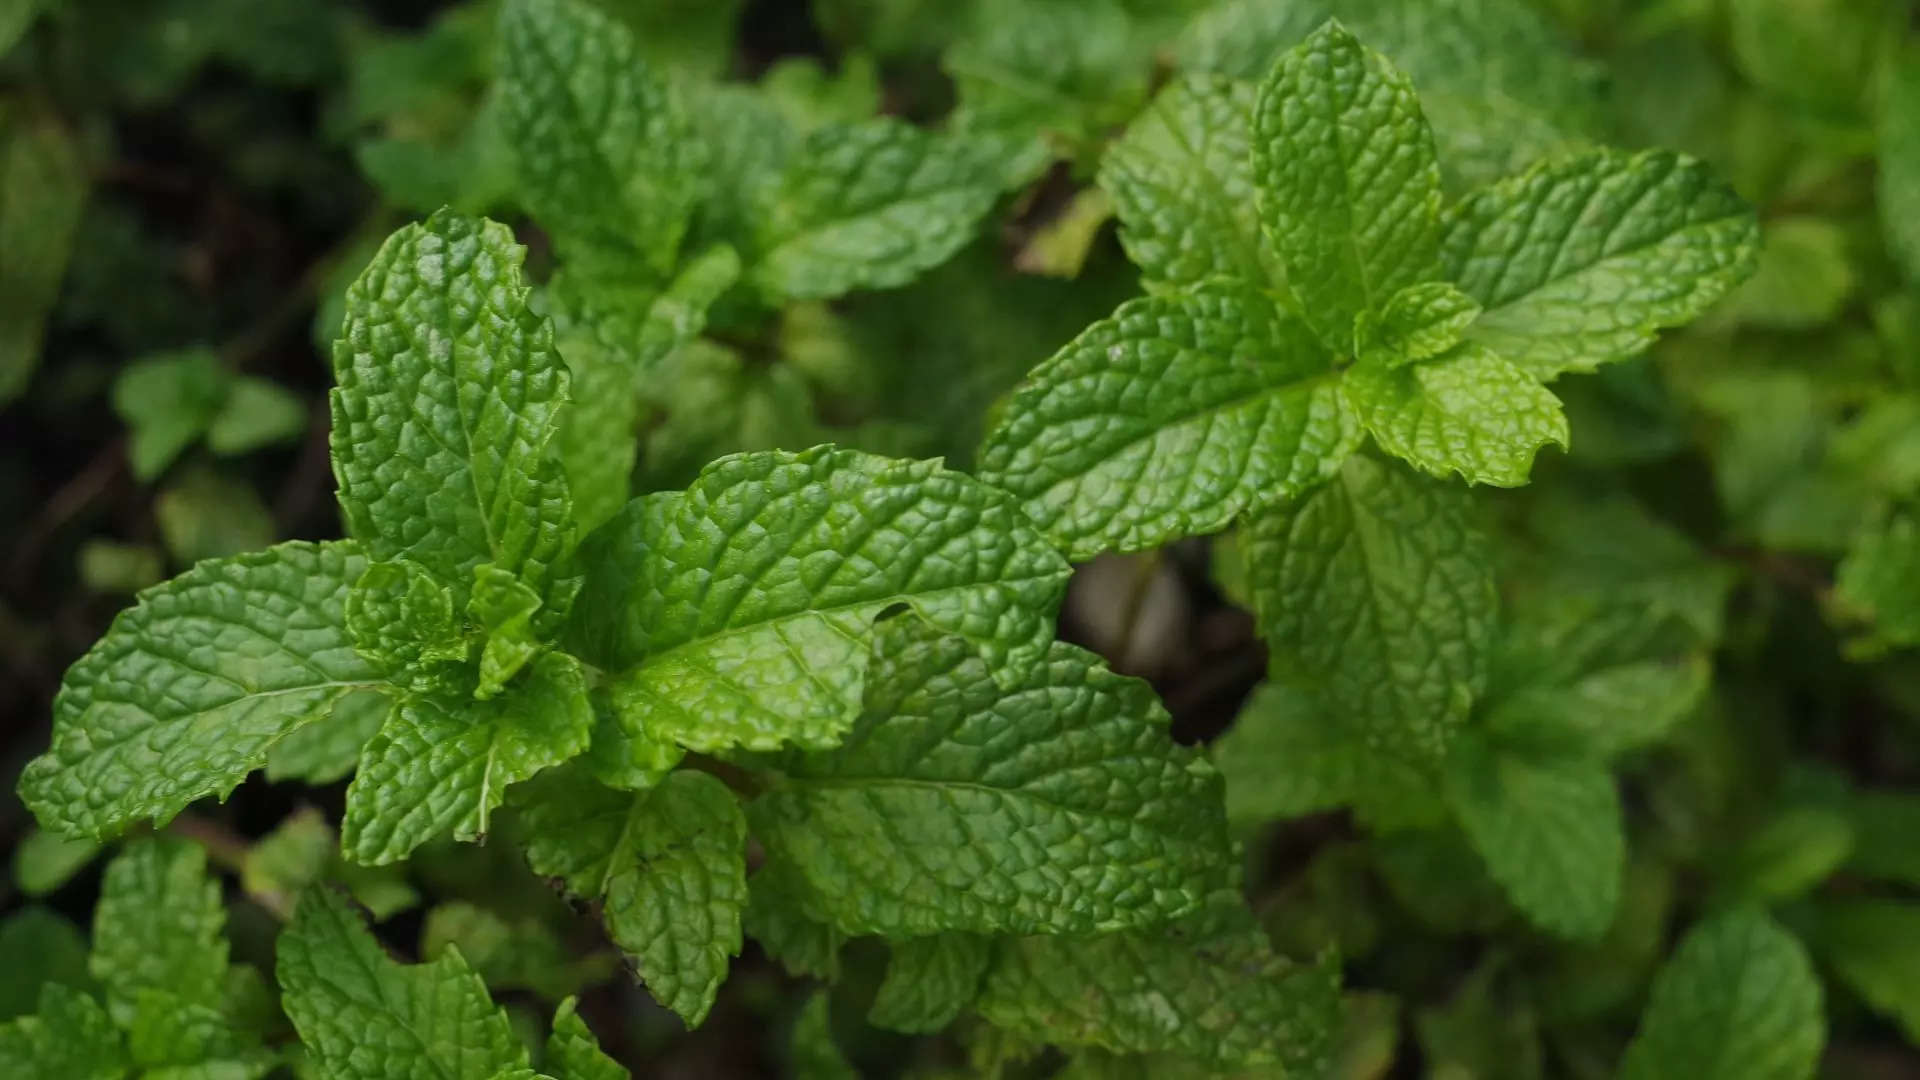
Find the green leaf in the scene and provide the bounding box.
[91,837,229,1022]
[497,0,699,279]
[1353,282,1481,369]
[592,446,1070,753]
[1443,731,1622,940]
[11,828,100,898]
[1618,909,1823,1080]
[1712,217,1856,331]
[19,541,380,840]
[342,652,593,865]
[126,988,272,1076]
[1884,51,1920,282]
[789,992,856,1080]
[1810,899,1920,1045]
[0,108,86,406]
[265,687,390,785]
[246,808,419,921]
[345,559,465,678]
[0,908,90,1022]
[742,861,843,981]
[468,564,546,699]
[869,933,991,1035]
[1846,788,1920,886]
[748,618,1234,937]
[976,281,1357,560]
[551,331,641,536]
[1835,511,1920,647]
[976,894,1342,1068]
[1253,19,1441,353]
[278,889,528,1080]
[0,984,125,1080]
[750,119,1000,302]
[1481,655,1710,759]
[1243,453,1497,763]
[546,998,627,1080]
[205,376,309,456]
[1099,75,1272,292]
[112,348,228,481]
[1719,805,1854,904]
[1341,343,1568,486]
[154,466,277,565]
[516,767,746,1026]
[330,210,573,603]
[1439,149,1759,379]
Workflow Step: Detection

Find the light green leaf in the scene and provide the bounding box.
[1884,51,1920,282]
[345,560,465,678]
[113,348,228,481]
[750,118,1000,302]
[278,889,528,1080]
[330,210,573,603]
[1713,217,1856,331]
[1835,511,1920,647]
[869,933,991,1035]
[468,564,545,699]
[0,108,86,406]
[264,687,390,785]
[11,829,100,898]
[977,894,1342,1068]
[1243,453,1496,763]
[497,0,699,279]
[516,767,746,1026]
[976,281,1357,560]
[742,861,843,981]
[0,984,125,1080]
[748,619,1234,937]
[1439,149,1759,379]
[342,652,592,865]
[1443,731,1622,940]
[126,989,271,1077]
[1099,75,1271,292]
[1253,19,1441,352]
[1482,655,1710,759]
[1811,899,1920,1045]
[1618,909,1823,1080]
[1341,343,1567,486]
[205,377,308,457]
[245,808,419,922]
[594,446,1070,753]
[1354,281,1480,369]
[551,331,640,536]
[546,997,627,1080]
[90,838,229,1024]
[19,541,380,840]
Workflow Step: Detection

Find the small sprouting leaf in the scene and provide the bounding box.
[345,559,465,677]
[468,563,545,699]
[1341,343,1568,486]
[868,933,991,1035]
[976,280,1357,560]
[1353,282,1481,369]
[1440,149,1759,379]
[278,889,528,1080]
[19,541,381,840]
[1253,19,1442,352]
[1618,908,1823,1080]
[547,997,628,1080]
[517,767,747,1026]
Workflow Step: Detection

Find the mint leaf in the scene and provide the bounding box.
[748,618,1234,936]
[595,446,1070,753]
[743,860,843,981]
[1439,150,1759,379]
[0,908,89,1022]
[868,933,991,1035]
[1253,19,1441,352]
[497,0,699,279]
[790,992,856,1080]
[546,997,627,1080]
[1443,731,1622,940]
[1835,511,1920,647]
[342,652,592,864]
[976,281,1357,560]
[468,563,545,698]
[0,985,124,1080]
[204,375,308,457]
[1884,52,1920,282]
[517,767,747,1026]
[246,808,419,921]
[278,889,528,1080]
[1244,454,1496,763]
[265,687,390,785]
[0,108,86,406]
[345,559,465,677]
[1809,899,1920,1045]
[1342,343,1568,486]
[11,828,99,898]
[1354,282,1481,369]
[1482,655,1709,759]
[1619,909,1823,1080]
[19,540,380,839]
[126,988,272,1077]
[112,348,227,480]
[1099,75,1271,292]
[976,894,1341,1068]
[750,119,1000,302]
[90,837,229,1022]
[330,210,573,602]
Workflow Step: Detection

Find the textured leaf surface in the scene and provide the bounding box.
[599,446,1070,753]
[1443,731,1622,940]
[265,687,390,785]
[1253,20,1441,352]
[342,652,592,865]
[1355,282,1481,368]
[546,998,627,1080]
[1100,75,1271,291]
[20,541,379,839]
[0,985,125,1080]
[743,861,843,980]
[330,211,572,601]
[977,282,1356,560]
[90,838,228,1023]
[750,119,999,301]
[517,768,746,1026]
[1342,344,1567,486]
[278,889,527,1080]
[1244,454,1496,762]
[1619,909,1823,1080]
[1440,150,1758,378]
[497,0,698,278]
[868,933,991,1034]
[977,895,1341,1068]
[748,620,1234,937]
